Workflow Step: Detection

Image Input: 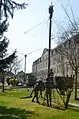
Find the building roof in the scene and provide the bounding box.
[4,71,15,77]
[32,33,79,66]
[16,71,26,76]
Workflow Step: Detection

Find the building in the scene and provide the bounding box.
[16,71,36,87]
[4,71,15,83]
[32,48,53,81]
[26,73,36,87]
[16,71,26,84]
[32,34,79,84]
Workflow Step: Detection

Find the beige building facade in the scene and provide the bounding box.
[32,36,79,83]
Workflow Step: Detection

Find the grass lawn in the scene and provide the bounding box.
[0,88,79,119]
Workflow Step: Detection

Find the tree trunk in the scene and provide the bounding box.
[75,70,78,100]
[2,74,4,92]
[65,91,72,109]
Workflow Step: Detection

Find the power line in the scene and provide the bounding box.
[52,18,64,34]
[24,19,49,34]
[17,48,43,73]
[17,48,42,56]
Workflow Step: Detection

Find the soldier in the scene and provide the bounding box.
[49,69,54,88]
[31,80,42,103]
[46,75,52,106]
[39,81,45,98]
[46,70,54,106]
[49,69,54,78]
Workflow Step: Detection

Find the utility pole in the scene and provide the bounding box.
[24,54,27,73]
[46,3,54,107]
[18,48,42,73]
[48,3,54,76]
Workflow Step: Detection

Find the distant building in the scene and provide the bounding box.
[32,35,79,85]
[16,71,36,87]
[16,71,26,83]
[32,48,53,81]
[26,73,36,87]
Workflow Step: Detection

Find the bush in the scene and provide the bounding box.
[9,77,18,86]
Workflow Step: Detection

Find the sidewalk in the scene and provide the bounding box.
[69,103,79,108]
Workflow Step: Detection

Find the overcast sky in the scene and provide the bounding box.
[5,0,79,73]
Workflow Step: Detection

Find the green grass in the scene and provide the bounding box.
[0,89,79,119]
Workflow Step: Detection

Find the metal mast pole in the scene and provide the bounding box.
[24,54,27,73]
[48,4,54,77]
[46,3,54,107]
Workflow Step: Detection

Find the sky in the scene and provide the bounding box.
[5,0,79,73]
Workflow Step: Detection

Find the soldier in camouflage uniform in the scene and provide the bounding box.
[46,69,54,106]
[31,80,43,103]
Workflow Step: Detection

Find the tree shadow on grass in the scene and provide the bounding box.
[51,104,65,111]
[0,106,36,119]
[41,102,65,111]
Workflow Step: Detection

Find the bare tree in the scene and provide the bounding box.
[7,57,22,75]
[56,3,79,100]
